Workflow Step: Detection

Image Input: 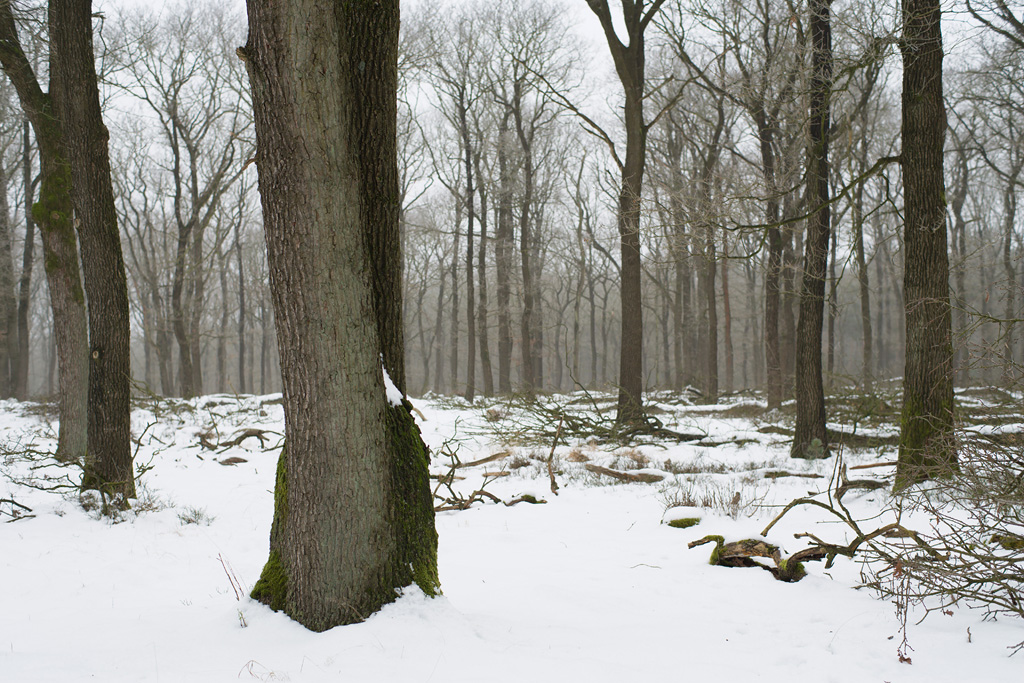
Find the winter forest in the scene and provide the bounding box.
[2,0,1024,681]
[0,0,1016,405]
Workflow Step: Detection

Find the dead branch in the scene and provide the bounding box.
[218,428,272,449]
[458,451,510,468]
[764,471,824,480]
[197,431,218,450]
[584,463,664,483]
[849,461,898,470]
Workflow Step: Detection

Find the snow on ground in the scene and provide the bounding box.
[0,393,1021,682]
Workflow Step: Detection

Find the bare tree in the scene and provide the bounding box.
[585,0,668,423]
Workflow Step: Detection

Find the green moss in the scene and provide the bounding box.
[250,549,288,611]
[896,387,956,490]
[251,447,289,610]
[387,400,440,597]
[777,557,806,582]
[667,517,701,529]
[520,494,541,504]
[705,535,725,565]
[34,155,85,305]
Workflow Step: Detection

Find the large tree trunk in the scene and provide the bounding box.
[50,0,135,500]
[792,0,832,459]
[244,0,438,630]
[896,0,955,488]
[0,1,88,463]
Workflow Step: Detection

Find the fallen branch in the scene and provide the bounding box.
[0,497,31,512]
[849,461,897,470]
[218,428,272,449]
[458,451,510,468]
[584,463,664,483]
[688,535,807,582]
[764,471,824,480]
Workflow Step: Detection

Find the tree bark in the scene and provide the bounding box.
[896,0,956,488]
[852,139,874,393]
[461,103,476,402]
[791,0,832,459]
[50,0,135,499]
[236,218,246,394]
[474,151,493,397]
[0,0,88,463]
[0,144,15,397]
[15,120,33,400]
[243,0,438,630]
[495,114,513,393]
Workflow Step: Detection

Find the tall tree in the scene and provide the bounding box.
[14,120,32,400]
[243,0,438,630]
[896,0,955,488]
[791,0,832,459]
[585,0,667,424]
[49,0,134,499]
[0,0,88,463]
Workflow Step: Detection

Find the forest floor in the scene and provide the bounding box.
[1,386,1022,682]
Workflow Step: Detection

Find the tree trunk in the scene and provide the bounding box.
[50,0,135,499]
[755,109,784,411]
[791,0,832,459]
[495,115,513,393]
[244,0,438,630]
[460,102,476,402]
[448,199,460,394]
[15,120,33,401]
[475,152,493,397]
[217,245,229,392]
[0,146,15,397]
[585,0,664,424]
[949,146,969,387]
[852,141,874,393]
[1000,165,1021,386]
[432,251,447,393]
[236,220,246,394]
[513,82,537,394]
[188,222,206,395]
[721,231,733,394]
[0,2,88,463]
[896,0,955,488]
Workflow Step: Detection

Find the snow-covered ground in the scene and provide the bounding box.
[0,394,1021,682]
